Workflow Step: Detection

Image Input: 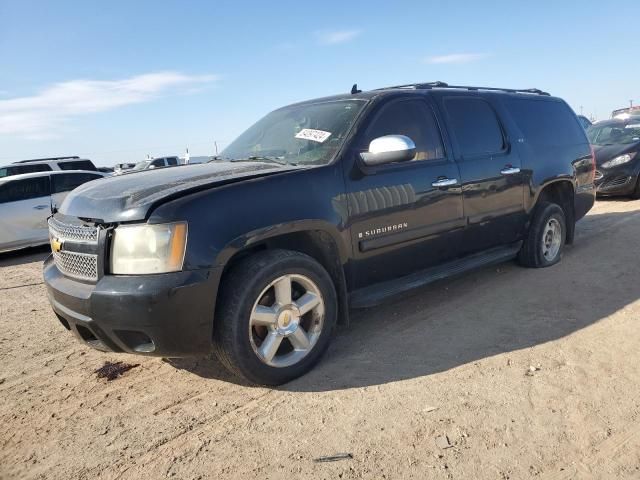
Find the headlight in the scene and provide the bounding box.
[601,152,636,169]
[110,222,188,274]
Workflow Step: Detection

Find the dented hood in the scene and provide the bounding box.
[60,161,295,223]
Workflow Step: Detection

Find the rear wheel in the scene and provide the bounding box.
[213,250,337,385]
[518,201,566,268]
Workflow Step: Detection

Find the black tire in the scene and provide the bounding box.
[630,177,640,199]
[518,201,566,268]
[213,249,337,385]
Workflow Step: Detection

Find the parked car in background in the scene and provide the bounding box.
[587,118,640,197]
[612,106,640,119]
[577,115,592,129]
[0,170,105,253]
[0,156,97,178]
[113,163,136,174]
[44,81,595,385]
[182,155,213,165]
[120,156,180,174]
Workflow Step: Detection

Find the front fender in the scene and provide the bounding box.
[214,219,350,267]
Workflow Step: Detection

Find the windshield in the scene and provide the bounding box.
[221,100,366,166]
[587,122,640,145]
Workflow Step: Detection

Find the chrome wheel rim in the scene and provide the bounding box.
[249,274,325,368]
[541,218,562,261]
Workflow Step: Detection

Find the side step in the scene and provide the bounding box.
[349,242,522,309]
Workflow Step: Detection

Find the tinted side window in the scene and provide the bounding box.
[363,99,444,161]
[166,157,178,166]
[444,97,505,157]
[52,173,101,194]
[58,160,96,171]
[0,177,50,203]
[506,98,586,148]
[0,164,52,178]
[151,159,165,167]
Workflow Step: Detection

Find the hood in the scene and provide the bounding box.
[593,142,640,166]
[60,161,297,223]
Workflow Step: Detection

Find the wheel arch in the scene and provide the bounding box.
[216,222,351,326]
[532,179,576,244]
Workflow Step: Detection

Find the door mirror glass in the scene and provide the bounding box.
[360,135,416,166]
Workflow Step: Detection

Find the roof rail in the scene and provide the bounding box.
[13,156,80,164]
[374,81,550,96]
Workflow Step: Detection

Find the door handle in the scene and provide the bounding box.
[501,167,521,175]
[431,178,459,188]
[33,205,49,210]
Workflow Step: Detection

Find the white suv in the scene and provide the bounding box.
[0,157,97,179]
[0,170,105,253]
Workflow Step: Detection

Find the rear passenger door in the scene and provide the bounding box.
[441,96,526,254]
[0,177,51,249]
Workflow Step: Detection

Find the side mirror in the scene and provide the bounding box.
[148,165,156,170]
[360,135,416,166]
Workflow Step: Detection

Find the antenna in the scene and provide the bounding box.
[351,83,362,94]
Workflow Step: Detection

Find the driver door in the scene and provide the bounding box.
[346,97,465,288]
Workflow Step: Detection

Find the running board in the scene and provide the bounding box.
[349,242,522,309]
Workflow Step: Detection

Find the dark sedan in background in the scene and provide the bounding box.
[588,118,640,197]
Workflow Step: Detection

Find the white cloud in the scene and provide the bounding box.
[0,72,218,139]
[424,53,489,64]
[316,29,362,45]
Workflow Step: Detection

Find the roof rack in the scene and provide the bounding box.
[13,156,80,164]
[374,81,550,96]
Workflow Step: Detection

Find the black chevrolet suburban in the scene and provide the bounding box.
[44,82,596,385]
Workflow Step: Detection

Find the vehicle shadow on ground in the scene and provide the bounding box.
[162,208,640,391]
[0,246,50,268]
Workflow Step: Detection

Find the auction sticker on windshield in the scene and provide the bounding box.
[295,128,332,143]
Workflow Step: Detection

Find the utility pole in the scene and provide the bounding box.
[631,99,634,109]
[580,105,584,115]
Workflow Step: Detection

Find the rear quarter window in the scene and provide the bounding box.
[58,160,96,171]
[506,98,586,148]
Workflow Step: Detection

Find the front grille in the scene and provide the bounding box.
[52,250,98,281]
[48,217,100,281]
[601,175,631,190]
[48,217,98,243]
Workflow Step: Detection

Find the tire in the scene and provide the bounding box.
[213,249,337,385]
[518,201,566,268]
[630,177,640,199]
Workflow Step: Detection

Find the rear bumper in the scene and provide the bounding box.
[44,255,222,357]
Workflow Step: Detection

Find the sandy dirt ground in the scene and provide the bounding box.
[1,199,640,480]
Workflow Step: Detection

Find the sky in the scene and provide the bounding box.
[0,0,638,166]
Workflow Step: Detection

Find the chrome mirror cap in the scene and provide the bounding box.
[360,135,416,166]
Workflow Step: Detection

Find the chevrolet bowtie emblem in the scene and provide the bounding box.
[51,237,63,253]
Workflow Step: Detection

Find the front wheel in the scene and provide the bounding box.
[518,201,567,268]
[213,250,337,385]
